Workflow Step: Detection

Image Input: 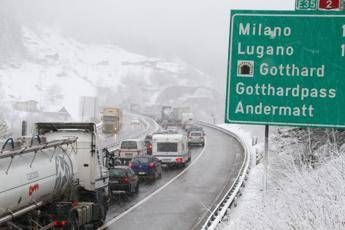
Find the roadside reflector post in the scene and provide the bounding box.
[22,121,27,136]
[307,126,312,156]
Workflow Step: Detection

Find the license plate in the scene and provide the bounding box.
[139,172,146,175]
[162,159,171,162]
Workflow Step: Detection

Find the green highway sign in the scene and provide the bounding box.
[296,0,318,10]
[225,10,345,128]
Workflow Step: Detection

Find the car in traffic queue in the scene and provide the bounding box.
[166,126,178,134]
[108,166,139,196]
[129,156,162,181]
[130,118,141,125]
[118,139,147,163]
[186,125,205,136]
[144,135,153,155]
[188,130,205,147]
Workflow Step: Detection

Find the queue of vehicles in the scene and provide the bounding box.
[0,108,204,229]
[107,123,205,198]
[108,132,188,196]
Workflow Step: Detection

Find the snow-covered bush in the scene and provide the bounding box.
[222,127,345,230]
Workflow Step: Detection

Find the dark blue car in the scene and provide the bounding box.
[129,156,162,181]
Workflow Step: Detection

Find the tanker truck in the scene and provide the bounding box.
[0,122,109,229]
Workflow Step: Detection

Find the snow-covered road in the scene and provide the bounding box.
[100,125,245,230]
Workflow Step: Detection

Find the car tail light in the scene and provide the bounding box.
[176,157,183,164]
[72,200,78,208]
[53,220,67,228]
[121,177,129,184]
[149,162,156,168]
[128,162,133,168]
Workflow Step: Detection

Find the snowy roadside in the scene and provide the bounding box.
[217,126,345,230]
[217,124,260,168]
[214,124,263,229]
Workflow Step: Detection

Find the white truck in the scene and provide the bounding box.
[152,133,190,168]
[171,107,191,126]
[181,112,194,130]
[0,122,109,229]
[101,107,123,134]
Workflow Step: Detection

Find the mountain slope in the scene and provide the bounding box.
[0,27,221,123]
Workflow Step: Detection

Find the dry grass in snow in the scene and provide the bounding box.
[221,128,345,230]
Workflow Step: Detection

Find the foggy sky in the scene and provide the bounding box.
[6,0,294,88]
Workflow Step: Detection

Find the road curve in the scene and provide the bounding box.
[99,113,159,150]
[102,125,245,230]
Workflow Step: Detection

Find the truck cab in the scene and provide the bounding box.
[181,112,194,130]
[101,107,122,134]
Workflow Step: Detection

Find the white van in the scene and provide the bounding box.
[119,139,147,161]
[152,133,191,167]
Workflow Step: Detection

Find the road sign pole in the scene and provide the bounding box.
[264,125,269,193]
[307,126,312,155]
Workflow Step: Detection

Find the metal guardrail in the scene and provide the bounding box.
[199,121,252,230]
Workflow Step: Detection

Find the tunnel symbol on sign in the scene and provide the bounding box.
[237,60,254,77]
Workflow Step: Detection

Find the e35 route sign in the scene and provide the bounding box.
[225,10,345,128]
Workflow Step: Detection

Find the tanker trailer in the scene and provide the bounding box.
[0,122,109,229]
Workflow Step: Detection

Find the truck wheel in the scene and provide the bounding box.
[135,183,139,194]
[128,185,134,196]
[67,211,79,230]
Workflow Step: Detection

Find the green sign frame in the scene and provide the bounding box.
[225,10,345,128]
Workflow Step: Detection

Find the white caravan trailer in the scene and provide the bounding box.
[152,133,190,167]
